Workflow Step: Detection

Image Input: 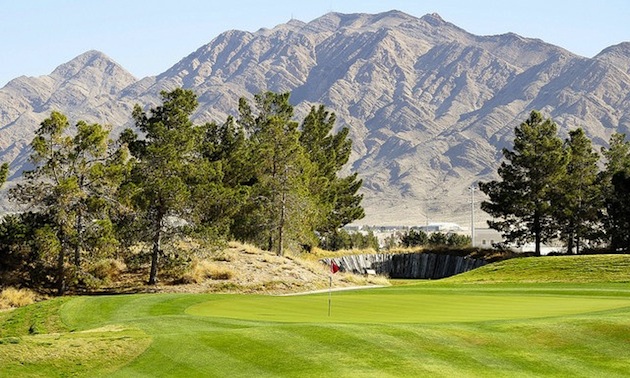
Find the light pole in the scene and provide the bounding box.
[470,184,476,247]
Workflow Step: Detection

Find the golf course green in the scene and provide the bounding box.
[2,256,630,376]
[188,286,630,323]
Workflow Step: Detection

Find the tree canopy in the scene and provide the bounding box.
[0,162,8,188]
[2,88,367,292]
[481,111,630,254]
[9,112,121,294]
[480,111,567,255]
[123,88,205,284]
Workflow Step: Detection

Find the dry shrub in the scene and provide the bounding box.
[384,247,424,254]
[0,287,36,309]
[181,260,235,284]
[241,244,262,255]
[227,241,242,249]
[340,273,365,285]
[261,254,284,264]
[340,273,390,286]
[366,275,390,286]
[226,241,262,255]
[89,259,127,281]
[294,257,330,274]
[212,250,234,262]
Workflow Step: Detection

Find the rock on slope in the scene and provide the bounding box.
[1,11,629,226]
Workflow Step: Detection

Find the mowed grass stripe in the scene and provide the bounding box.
[214,323,438,377]
[388,320,629,377]
[203,327,335,377]
[187,291,630,323]
[284,324,426,377]
[315,323,463,376]
[4,275,630,376]
[110,332,278,378]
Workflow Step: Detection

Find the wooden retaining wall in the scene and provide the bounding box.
[323,253,486,279]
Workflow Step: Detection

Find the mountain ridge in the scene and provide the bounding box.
[1,10,629,226]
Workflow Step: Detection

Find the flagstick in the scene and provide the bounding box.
[328,274,332,317]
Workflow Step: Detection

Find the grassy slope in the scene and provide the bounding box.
[0,297,151,377]
[446,254,630,283]
[1,255,630,377]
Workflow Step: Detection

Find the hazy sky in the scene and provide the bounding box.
[1,0,628,86]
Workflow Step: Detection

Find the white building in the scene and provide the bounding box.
[473,228,562,255]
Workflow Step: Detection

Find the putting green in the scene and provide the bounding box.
[187,289,630,323]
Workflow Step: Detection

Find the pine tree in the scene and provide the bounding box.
[0,162,8,188]
[557,128,601,253]
[299,105,365,239]
[234,92,318,255]
[10,112,117,294]
[608,171,630,251]
[600,133,630,250]
[480,110,567,256]
[193,117,249,240]
[124,88,201,284]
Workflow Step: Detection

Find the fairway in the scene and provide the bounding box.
[187,287,630,323]
[2,281,630,377]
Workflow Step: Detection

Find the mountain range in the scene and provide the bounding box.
[1,10,629,226]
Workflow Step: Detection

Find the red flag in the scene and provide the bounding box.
[331,261,340,274]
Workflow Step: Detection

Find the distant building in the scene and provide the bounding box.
[418,222,464,233]
[474,228,503,249]
[473,228,562,255]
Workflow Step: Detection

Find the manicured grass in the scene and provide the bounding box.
[0,297,71,338]
[2,255,630,376]
[187,287,630,323]
[0,297,151,376]
[1,283,629,377]
[447,254,630,283]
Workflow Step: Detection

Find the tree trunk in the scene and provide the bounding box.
[268,235,274,253]
[576,227,581,255]
[277,190,286,256]
[148,215,163,285]
[74,211,83,267]
[567,225,574,255]
[57,236,67,296]
[534,211,542,256]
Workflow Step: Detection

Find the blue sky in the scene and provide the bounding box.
[1,0,628,86]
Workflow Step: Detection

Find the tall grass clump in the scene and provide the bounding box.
[0,287,36,309]
[88,259,127,282]
[180,260,235,283]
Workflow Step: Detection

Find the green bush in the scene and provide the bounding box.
[400,229,428,247]
[319,228,379,251]
[428,232,449,246]
[447,233,472,247]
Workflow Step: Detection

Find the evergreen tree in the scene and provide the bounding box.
[607,171,630,251]
[234,92,318,255]
[447,233,472,247]
[124,88,201,284]
[600,133,630,250]
[428,232,449,246]
[557,128,601,253]
[194,117,249,240]
[400,229,428,247]
[480,110,567,256]
[0,162,8,188]
[299,105,365,239]
[10,112,117,294]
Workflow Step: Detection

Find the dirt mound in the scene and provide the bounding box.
[101,242,388,295]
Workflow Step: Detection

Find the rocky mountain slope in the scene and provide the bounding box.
[1,10,629,226]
